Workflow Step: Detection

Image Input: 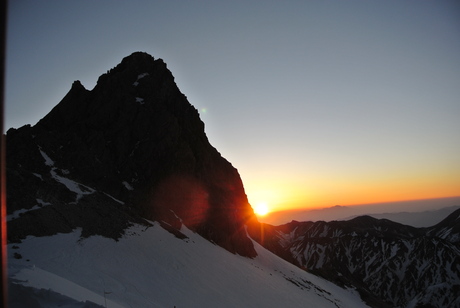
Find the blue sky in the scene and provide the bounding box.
[5,1,460,212]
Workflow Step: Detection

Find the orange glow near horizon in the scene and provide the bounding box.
[244,169,460,213]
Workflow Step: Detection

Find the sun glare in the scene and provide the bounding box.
[253,202,269,216]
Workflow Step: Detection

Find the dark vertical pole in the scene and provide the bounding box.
[0,0,8,307]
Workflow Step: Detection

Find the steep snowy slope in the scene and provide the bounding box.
[8,223,368,308]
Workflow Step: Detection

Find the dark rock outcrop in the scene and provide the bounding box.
[7,52,257,257]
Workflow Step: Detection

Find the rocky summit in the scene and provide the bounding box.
[7,52,257,257]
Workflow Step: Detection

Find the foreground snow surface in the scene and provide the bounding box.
[8,223,368,308]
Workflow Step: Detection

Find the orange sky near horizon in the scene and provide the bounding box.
[5,2,460,219]
[243,165,460,214]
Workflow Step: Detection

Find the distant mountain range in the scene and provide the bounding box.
[346,205,460,228]
[249,208,460,307]
[6,52,459,308]
[261,200,460,227]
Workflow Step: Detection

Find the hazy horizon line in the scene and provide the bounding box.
[267,195,460,215]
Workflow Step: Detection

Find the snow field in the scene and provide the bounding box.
[9,222,368,308]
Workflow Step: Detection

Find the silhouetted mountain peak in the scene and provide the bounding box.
[7,52,257,257]
[348,215,377,224]
[71,80,86,90]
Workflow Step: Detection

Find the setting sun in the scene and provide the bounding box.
[253,202,269,216]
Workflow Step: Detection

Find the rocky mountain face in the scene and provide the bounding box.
[248,209,460,307]
[7,52,257,257]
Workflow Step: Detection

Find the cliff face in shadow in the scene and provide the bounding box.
[7,52,257,257]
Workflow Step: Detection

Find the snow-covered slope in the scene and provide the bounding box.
[8,223,368,308]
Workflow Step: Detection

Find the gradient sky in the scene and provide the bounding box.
[5,1,460,214]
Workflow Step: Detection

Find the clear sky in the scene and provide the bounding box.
[5,1,460,214]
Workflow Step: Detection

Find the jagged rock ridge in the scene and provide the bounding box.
[7,51,257,257]
[248,208,460,307]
